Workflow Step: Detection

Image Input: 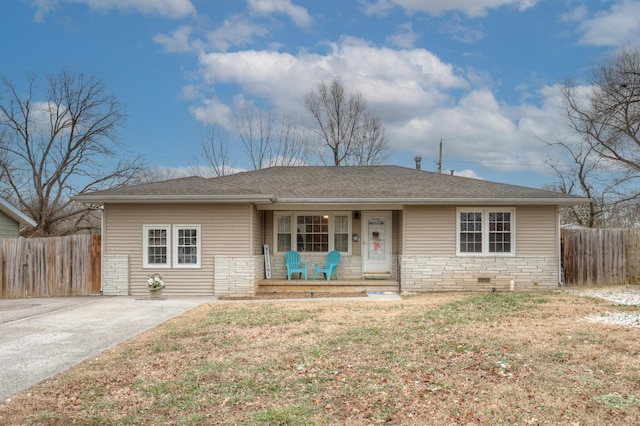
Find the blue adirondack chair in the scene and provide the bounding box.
[313,251,341,281]
[285,250,307,280]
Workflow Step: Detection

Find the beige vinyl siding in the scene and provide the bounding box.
[404,205,558,257]
[252,205,263,255]
[516,205,558,256]
[264,210,274,251]
[404,205,457,255]
[392,210,401,256]
[0,211,19,238]
[104,203,252,296]
[352,214,361,257]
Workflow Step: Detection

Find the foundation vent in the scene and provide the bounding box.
[477,277,491,284]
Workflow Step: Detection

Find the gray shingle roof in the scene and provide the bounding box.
[73,166,587,205]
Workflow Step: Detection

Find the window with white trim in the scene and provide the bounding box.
[275,212,351,253]
[277,215,292,252]
[144,225,170,267]
[334,215,349,252]
[174,225,201,268]
[143,224,202,268]
[457,208,515,256]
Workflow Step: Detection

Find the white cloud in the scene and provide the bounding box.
[31,0,196,20]
[154,25,203,53]
[386,22,419,48]
[361,0,539,18]
[248,0,313,28]
[440,17,485,43]
[205,15,269,52]
[188,97,234,129]
[575,0,640,47]
[455,169,482,179]
[195,37,467,115]
[154,16,269,54]
[184,37,573,176]
[360,0,394,17]
[560,5,588,23]
[31,0,57,22]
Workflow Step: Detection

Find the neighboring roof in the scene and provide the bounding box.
[72,166,588,206]
[0,197,37,227]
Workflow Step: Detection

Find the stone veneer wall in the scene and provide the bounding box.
[102,254,129,296]
[213,255,260,296]
[400,255,559,292]
[254,255,265,290]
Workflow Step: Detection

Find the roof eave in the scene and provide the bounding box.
[273,197,590,206]
[72,194,275,204]
[0,199,37,227]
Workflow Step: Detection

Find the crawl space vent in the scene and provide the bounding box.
[477,277,491,284]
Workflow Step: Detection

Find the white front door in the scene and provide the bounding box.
[362,212,392,276]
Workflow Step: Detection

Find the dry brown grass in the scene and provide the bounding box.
[2,290,640,425]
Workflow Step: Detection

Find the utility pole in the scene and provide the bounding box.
[437,139,443,173]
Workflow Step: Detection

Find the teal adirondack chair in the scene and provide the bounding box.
[285,250,307,280]
[313,251,341,281]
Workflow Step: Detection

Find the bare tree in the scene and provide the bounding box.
[271,113,310,166]
[348,112,390,165]
[545,138,606,227]
[235,105,309,168]
[0,71,144,236]
[305,79,390,166]
[562,45,640,179]
[235,105,275,170]
[197,125,235,176]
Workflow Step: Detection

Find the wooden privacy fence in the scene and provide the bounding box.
[0,234,101,298]
[562,228,640,286]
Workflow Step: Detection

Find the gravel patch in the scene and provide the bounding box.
[565,287,640,328]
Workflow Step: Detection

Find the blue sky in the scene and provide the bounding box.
[2,0,640,188]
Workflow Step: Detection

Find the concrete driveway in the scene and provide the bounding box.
[0,295,216,402]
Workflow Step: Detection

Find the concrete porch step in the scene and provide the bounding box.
[258,279,399,294]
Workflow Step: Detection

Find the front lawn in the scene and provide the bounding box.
[2,290,640,425]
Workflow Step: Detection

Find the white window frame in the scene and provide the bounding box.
[456,208,516,256]
[274,212,352,254]
[173,224,201,268]
[143,224,171,268]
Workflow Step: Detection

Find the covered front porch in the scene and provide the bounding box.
[257,278,399,296]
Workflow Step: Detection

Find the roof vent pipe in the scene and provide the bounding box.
[414,156,422,170]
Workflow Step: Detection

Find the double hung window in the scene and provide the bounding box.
[144,225,170,266]
[457,208,515,256]
[174,226,200,267]
[143,224,201,268]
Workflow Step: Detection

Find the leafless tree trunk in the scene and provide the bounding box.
[0,71,144,236]
[306,79,390,166]
[235,105,309,168]
[235,105,275,170]
[197,125,235,176]
[272,113,310,166]
[347,113,391,165]
[545,138,605,227]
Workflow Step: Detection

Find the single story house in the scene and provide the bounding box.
[0,197,37,238]
[72,165,587,297]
